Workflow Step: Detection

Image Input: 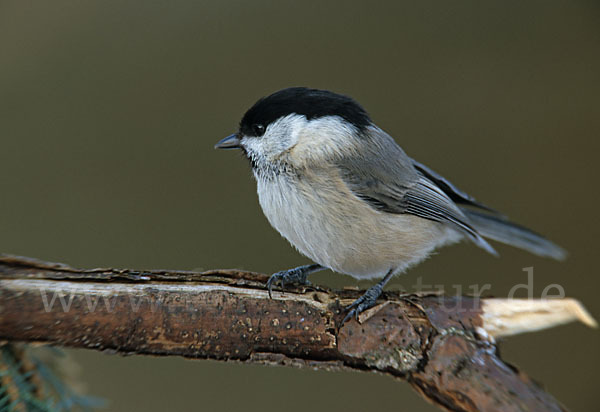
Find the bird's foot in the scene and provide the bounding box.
[267,266,314,298]
[342,283,384,325]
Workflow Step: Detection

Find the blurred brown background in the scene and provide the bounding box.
[1,1,599,411]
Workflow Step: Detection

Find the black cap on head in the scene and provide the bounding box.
[239,87,371,137]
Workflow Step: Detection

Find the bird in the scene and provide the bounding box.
[215,87,566,324]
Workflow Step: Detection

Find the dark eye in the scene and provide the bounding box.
[253,124,266,136]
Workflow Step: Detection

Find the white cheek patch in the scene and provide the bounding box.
[291,116,362,162]
[241,114,362,170]
[266,114,307,155]
[241,136,261,155]
[242,114,308,161]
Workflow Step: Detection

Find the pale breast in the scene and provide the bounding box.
[256,171,460,280]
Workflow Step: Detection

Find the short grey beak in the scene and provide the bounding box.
[215,134,241,149]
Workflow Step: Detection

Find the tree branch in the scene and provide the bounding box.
[0,255,595,411]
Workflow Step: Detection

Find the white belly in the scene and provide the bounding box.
[256,173,461,280]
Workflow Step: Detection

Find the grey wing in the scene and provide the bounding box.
[411,159,501,214]
[411,161,567,260]
[336,132,496,255]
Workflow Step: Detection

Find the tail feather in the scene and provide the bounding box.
[462,209,567,261]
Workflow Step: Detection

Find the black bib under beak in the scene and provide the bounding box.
[215,134,242,149]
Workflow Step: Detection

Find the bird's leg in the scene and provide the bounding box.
[342,268,395,325]
[267,264,326,298]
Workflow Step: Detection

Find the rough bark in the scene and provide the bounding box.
[0,254,592,412]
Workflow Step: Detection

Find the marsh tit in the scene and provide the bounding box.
[215,87,566,323]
